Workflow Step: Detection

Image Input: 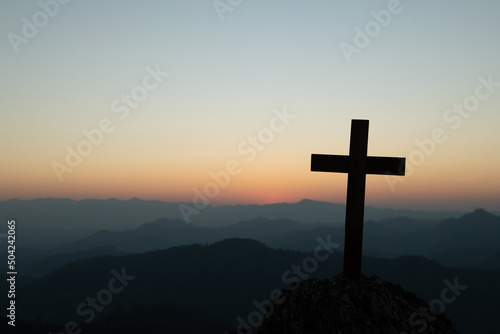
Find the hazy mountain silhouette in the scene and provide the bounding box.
[1,198,469,233]
[4,199,499,333]
[10,224,90,249]
[21,245,124,278]
[12,209,499,276]
[9,239,500,334]
[367,209,500,267]
[14,217,322,267]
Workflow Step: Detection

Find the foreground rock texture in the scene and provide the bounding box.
[232,274,460,334]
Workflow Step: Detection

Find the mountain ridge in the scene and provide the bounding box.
[1,198,471,231]
[10,238,500,334]
[12,209,500,279]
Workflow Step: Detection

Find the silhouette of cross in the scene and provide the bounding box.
[311,119,405,280]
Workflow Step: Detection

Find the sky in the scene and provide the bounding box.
[1,0,499,212]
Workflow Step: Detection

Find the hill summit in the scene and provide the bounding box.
[231,274,460,334]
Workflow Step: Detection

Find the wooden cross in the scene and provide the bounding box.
[311,119,405,280]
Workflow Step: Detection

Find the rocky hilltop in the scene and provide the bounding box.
[230,274,460,334]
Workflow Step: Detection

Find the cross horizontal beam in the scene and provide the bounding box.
[311,154,405,176]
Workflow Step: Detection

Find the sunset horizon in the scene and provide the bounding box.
[2,2,499,216]
[2,2,499,333]
[2,195,497,214]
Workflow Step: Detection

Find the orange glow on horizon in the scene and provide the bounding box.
[1,145,499,213]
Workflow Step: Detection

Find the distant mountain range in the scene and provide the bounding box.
[11,208,500,280]
[7,238,500,334]
[1,197,482,255]
[3,198,499,333]
[1,198,473,233]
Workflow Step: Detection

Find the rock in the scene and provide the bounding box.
[229,274,460,334]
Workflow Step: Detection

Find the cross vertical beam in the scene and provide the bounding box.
[310,119,405,280]
[343,120,369,280]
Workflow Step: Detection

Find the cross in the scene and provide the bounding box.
[311,119,405,280]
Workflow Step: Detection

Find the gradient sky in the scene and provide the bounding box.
[1,0,499,211]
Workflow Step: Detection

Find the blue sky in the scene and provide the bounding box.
[1,0,499,211]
